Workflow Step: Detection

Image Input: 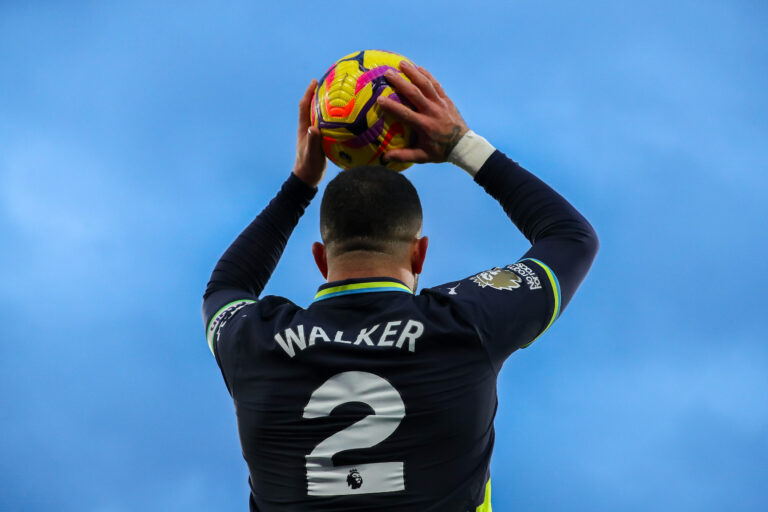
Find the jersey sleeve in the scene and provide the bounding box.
[426,257,560,369]
[425,144,597,369]
[202,173,316,358]
[203,289,257,357]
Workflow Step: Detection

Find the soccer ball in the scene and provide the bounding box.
[311,50,417,172]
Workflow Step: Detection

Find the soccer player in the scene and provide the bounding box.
[203,61,598,511]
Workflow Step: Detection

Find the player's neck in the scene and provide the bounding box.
[326,254,416,291]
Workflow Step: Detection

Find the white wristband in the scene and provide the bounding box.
[447,130,496,177]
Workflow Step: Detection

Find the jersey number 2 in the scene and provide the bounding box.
[302,371,405,496]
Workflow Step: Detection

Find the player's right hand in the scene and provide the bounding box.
[293,79,326,187]
[377,62,469,164]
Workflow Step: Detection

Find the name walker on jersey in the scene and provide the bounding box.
[274,319,425,358]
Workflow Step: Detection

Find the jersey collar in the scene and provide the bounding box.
[313,277,413,302]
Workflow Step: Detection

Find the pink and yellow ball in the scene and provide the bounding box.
[311,50,417,172]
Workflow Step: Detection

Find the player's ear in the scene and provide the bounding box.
[411,236,428,275]
[312,242,328,279]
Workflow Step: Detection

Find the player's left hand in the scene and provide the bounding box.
[293,79,326,187]
[377,62,469,164]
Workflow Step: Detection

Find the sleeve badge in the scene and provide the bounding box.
[470,267,523,291]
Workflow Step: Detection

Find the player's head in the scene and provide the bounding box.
[320,165,423,252]
[312,165,428,283]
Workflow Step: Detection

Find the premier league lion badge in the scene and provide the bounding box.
[470,267,523,291]
[347,468,363,489]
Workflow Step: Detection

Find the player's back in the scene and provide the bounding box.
[215,278,496,512]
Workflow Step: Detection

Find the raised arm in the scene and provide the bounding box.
[202,80,326,325]
[378,63,598,314]
[470,150,598,311]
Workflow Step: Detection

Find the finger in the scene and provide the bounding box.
[399,60,439,101]
[298,79,317,136]
[417,66,448,100]
[384,68,430,112]
[307,126,325,154]
[383,147,430,164]
[307,126,327,167]
[377,95,428,128]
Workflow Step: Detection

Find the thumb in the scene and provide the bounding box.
[308,126,324,155]
[383,148,429,164]
[307,127,327,170]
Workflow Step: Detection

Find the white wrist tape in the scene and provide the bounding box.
[447,130,496,177]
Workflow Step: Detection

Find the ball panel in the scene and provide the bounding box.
[363,50,413,71]
[314,50,416,171]
[322,60,361,122]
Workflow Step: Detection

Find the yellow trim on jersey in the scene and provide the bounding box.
[521,258,561,348]
[476,478,492,512]
[313,281,413,301]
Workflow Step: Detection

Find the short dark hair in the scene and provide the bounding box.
[320,166,422,254]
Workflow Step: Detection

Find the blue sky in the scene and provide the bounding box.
[1,1,766,510]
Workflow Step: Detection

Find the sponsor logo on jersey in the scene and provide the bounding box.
[447,282,461,295]
[470,267,523,291]
[347,468,363,489]
[507,262,542,290]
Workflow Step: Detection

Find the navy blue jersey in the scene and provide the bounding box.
[203,150,598,511]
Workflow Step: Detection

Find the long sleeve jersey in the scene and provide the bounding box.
[202,139,598,512]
